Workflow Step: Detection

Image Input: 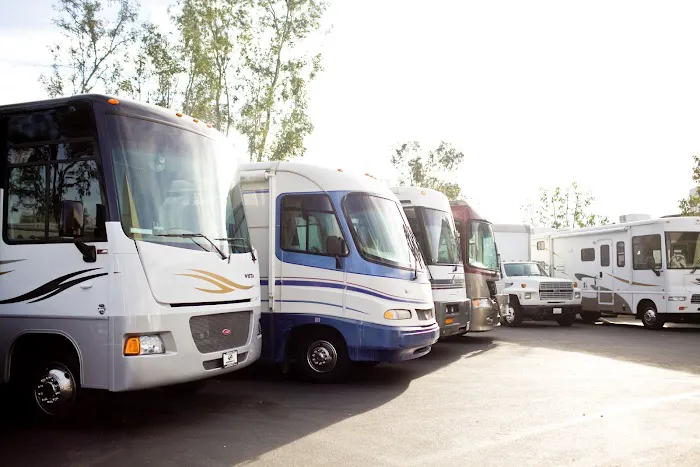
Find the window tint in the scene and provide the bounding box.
[617,241,625,267]
[600,244,610,267]
[4,108,106,243]
[281,194,344,255]
[633,234,662,270]
[537,241,545,250]
[581,248,595,262]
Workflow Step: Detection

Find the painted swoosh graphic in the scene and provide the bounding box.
[177,269,254,294]
[0,259,26,276]
[0,268,107,304]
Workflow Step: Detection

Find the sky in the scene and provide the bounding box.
[1,0,699,224]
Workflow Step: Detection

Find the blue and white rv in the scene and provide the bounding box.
[241,161,439,381]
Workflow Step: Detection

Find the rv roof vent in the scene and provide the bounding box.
[619,214,651,223]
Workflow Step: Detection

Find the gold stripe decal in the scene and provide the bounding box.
[606,273,655,287]
[176,269,253,294]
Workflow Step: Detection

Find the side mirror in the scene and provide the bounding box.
[326,236,348,269]
[59,200,85,238]
[647,257,661,276]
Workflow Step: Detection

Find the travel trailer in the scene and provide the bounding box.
[449,200,506,331]
[497,260,582,326]
[0,95,262,416]
[391,186,471,338]
[532,215,700,329]
[241,162,439,381]
[492,223,532,262]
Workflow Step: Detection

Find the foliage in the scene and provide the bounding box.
[40,0,140,98]
[390,141,464,200]
[678,155,700,216]
[522,182,609,229]
[236,0,327,161]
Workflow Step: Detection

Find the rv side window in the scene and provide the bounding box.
[3,106,107,243]
[280,194,344,256]
[616,241,625,267]
[581,248,595,262]
[632,234,662,270]
[536,241,545,251]
[600,244,610,267]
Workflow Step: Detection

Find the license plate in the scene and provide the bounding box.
[553,308,562,314]
[223,350,238,368]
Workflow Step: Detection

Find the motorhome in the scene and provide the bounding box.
[0,95,262,416]
[241,162,439,381]
[492,223,532,262]
[391,186,471,338]
[532,215,700,329]
[450,200,505,331]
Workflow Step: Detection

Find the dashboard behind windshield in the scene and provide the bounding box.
[666,231,700,268]
[467,221,498,271]
[405,207,460,265]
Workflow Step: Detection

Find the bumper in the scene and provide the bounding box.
[435,298,471,338]
[519,305,579,320]
[350,321,440,362]
[468,299,500,332]
[110,305,262,392]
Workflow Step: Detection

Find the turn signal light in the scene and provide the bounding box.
[445,317,454,325]
[521,284,527,288]
[124,337,140,355]
[107,98,120,105]
[176,112,183,117]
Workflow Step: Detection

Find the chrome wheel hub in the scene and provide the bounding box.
[307,340,338,373]
[643,309,657,325]
[34,364,76,416]
[504,306,516,323]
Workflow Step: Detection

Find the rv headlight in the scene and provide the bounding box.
[668,296,687,302]
[574,292,581,299]
[384,309,412,320]
[524,293,532,299]
[124,335,165,355]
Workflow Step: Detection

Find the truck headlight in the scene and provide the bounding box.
[524,293,532,299]
[124,335,165,355]
[574,292,581,299]
[384,309,412,320]
[668,296,687,301]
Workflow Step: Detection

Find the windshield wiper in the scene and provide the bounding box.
[403,224,425,281]
[215,237,257,263]
[157,233,228,260]
[691,257,700,274]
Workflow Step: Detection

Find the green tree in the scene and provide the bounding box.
[237,0,328,161]
[390,141,464,200]
[523,182,609,229]
[39,0,141,98]
[678,155,700,215]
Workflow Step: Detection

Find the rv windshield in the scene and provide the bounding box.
[416,207,461,265]
[504,262,547,277]
[344,193,415,269]
[666,232,700,269]
[468,221,498,271]
[111,115,250,254]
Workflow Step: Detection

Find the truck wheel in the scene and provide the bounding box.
[580,311,601,324]
[556,313,576,327]
[641,304,665,330]
[501,303,522,327]
[295,328,350,383]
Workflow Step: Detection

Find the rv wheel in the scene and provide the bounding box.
[295,328,350,383]
[27,358,80,419]
[556,313,576,327]
[641,304,665,330]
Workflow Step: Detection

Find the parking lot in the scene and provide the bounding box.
[3,317,700,466]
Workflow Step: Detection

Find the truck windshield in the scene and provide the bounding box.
[407,207,460,265]
[344,193,415,269]
[468,221,497,271]
[666,232,700,268]
[504,262,547,277]
[111,115,250,254]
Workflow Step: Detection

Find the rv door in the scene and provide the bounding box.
[597,240,614,306]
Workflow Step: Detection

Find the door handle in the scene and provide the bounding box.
[80,282,94,289]
[599,272,603,278]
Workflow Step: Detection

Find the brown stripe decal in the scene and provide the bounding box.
[606,273,656,287]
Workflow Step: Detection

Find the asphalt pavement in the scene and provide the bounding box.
[3,316,700,466]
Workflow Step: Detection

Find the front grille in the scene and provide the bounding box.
[189,311,252,354]
[416,308,434,321]
[539,282,574,300]
[487,281,497,298]
[692,294,700,304]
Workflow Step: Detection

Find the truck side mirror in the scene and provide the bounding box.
[59,200,85,238]
[326,236,348,268]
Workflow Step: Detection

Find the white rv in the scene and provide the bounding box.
[391,186,471,338]
[0,95,262,417]
[492,224,532,262]
[532,215,700,329]
[241,162,439,381]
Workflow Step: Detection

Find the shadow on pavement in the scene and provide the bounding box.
[0,335,495,466]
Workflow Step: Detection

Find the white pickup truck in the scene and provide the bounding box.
[496,261,582,327]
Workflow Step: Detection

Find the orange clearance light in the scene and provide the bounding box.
[107,98,120,105]
[680,306,687,311]
[176,112,183,117]
[521,283,527,288]
[337,168,344,172]
[124,337,140,356]
[421,190,427,195]
[207,123,212,128]
[445,317,454,325]
[193,118,199,123]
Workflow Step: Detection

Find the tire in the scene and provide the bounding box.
[295,328,350,383]
[501,301,523,327]
[19,355,80,419]
[641,304,665,330]
[163,379,208,394]
[580,311,601,324]
[556,313,576,327]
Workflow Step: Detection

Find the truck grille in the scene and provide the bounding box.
[691,294,700,304]
[189,311,252,354]
[487,280,497,298]
[416,308,434,321]
[539,282,574,300]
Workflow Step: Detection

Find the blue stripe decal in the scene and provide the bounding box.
[242,189,270,194]
[260,278,426,304]
[261,299,367,314]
